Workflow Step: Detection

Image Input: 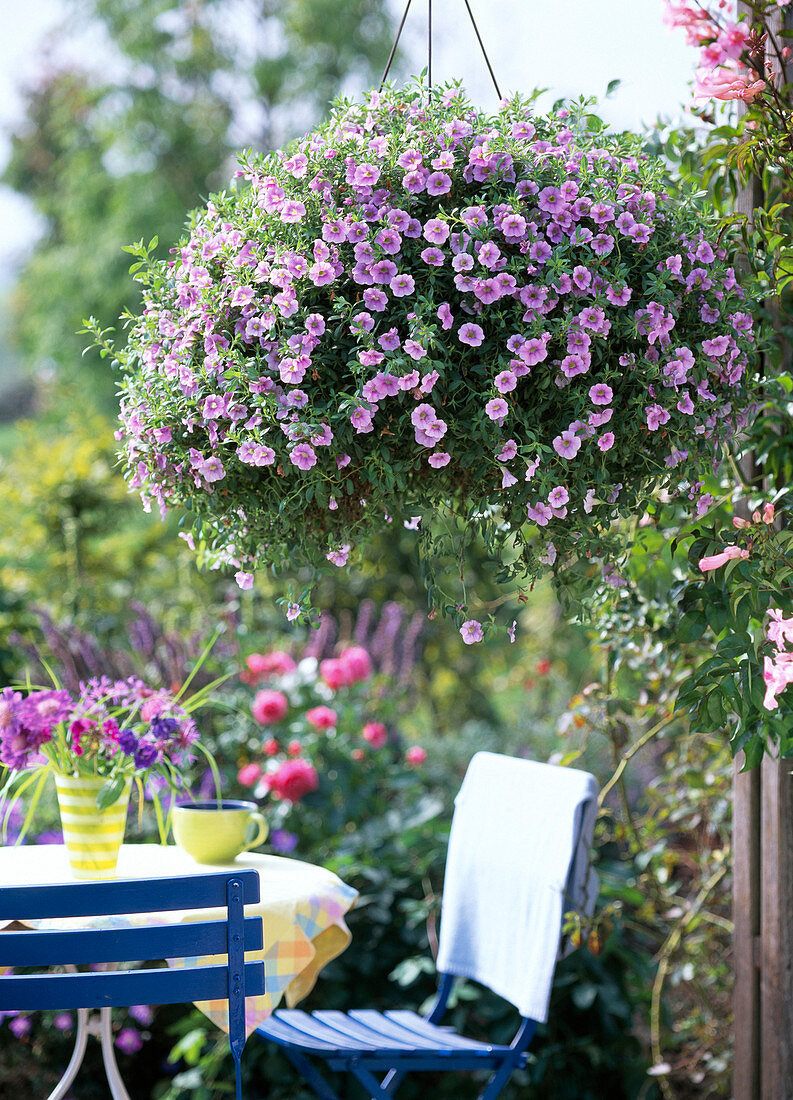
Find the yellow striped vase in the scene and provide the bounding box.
[54,773,132,880]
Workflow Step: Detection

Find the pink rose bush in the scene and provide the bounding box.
[234,643,429,856]
[107,81,756,630]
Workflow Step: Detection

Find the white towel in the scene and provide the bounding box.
[435,751,599,1023]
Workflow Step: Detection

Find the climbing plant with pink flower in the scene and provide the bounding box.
[97,80,757,631]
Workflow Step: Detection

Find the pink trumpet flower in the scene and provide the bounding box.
[698,544,749,571]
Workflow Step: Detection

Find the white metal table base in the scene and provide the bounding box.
[46,966,132,1100]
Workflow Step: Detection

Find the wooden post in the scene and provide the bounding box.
[732,11,793,1094]
[733,756,760,1097]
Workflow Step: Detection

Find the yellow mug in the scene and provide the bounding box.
[172,800,268,864]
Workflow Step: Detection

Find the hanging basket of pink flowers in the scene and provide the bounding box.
[100,79,757,636]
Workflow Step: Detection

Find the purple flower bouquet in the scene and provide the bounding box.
[0,676,217,843]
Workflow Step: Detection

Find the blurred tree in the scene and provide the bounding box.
[2,0,397,401]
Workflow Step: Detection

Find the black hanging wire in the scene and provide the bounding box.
[379,0,413,90]
[462,0,502,100]
[379,0,501,99]
[428,0,433,89]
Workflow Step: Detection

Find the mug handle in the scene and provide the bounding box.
[242,812,268,853]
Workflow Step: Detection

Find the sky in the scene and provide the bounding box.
[0,0,697,277]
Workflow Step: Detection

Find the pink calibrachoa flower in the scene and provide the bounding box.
[458,322,484,347]
[698,544,749,571]
[305,705,337,729]
[552,431,582,459]
[405,745,427,766]
[589,382,613,405]
[197,456,225,482]
[460,620,484,644]
[597,432,615,451]
[235,571,254,590]
[326,545,351,566]
[425,219,451,244]
[429,451,450,468]
[286,603,301,621]
[391,273,415,297]
[485,398,508,424]
[290,443,317,470]
[495,370,517,393]
[527,501,553,526]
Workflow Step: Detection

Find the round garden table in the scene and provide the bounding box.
[0,843,358,1100]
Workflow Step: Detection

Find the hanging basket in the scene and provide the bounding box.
[109,81,757,629]
[54,773,132,880]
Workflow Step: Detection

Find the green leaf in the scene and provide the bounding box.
[96,776,127,812]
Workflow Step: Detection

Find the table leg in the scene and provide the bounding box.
[46,1007,89,1100]
[100,1006,133,1100]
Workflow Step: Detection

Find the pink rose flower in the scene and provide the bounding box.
[305,705,337,729]
[320,657,353,690]
[340,646,372,683]
[238,763,262,787]
[405,745,427,766]
[362,721,388,749]
[245,651,296,680]
[252,689,289,724]
[268,758,319,802]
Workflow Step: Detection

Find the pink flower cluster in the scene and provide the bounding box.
[115,82,756,623]
[763,609,793,710]
[663,1,767,102]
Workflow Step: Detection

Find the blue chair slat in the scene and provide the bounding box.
[0,869,263,1100]
[349,1009,472,1052]
[384,1011,504,1052]
[0,869,260,921]
[312,1011,420,1051]
[0,915,263,968]
[271,1009,381,1051]
[0,963,247,1011]
[258,1012,353,1053]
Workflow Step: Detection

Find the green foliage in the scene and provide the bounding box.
[0,389,223,630]
[2,0,398,400]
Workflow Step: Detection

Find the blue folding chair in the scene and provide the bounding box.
[0,869,264,1100]
[254,751,599,1100]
